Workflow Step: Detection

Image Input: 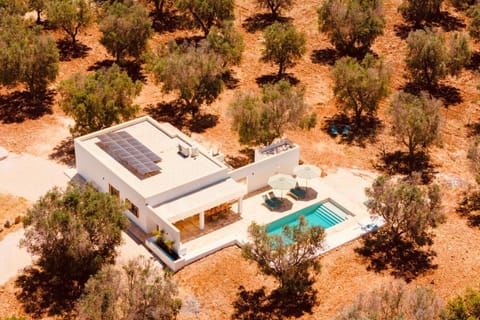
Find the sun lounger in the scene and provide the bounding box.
[342,125,350,136]
[268,191,283,206]
[330,124,338,137]
[262,194,277,210]
[288,187,306,200]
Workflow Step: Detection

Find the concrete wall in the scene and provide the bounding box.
[229,145,300,193]
[75,141,150,232]
[145,205,181,251]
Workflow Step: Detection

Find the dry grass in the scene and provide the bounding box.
[1,0,480,318]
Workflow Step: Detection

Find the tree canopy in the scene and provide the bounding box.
[59,64,142,136]
[150,42,225,115]
[333,54,390,126]
[398,0,443,25]
[175,0,234,36]
[205,21,244,67]
[229,80,309,146]
[77,256,182,320]
[256,0,295,18]
[46,0,94,47]
[318,0,385,56]
[365,175,444,247]
[261,22,306,77]
[443,287,480,320]
[21,183,128,285]
[405,29,471,88]
[242,216,325,294]
[99,0,153,62]
[0,15,59,102]
[337,281,442,320]
[388,91,442,172]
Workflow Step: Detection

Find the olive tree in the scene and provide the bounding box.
[256,0,295,18]
[318,0,385,56]
[242,216,325,295]
[0,0,27,15]
[0,16,59,102]
[366,175,444,247]
[333,54,390,126]
[468,5,480,41]
[77,257,182,320]
[229,80,309,146]
[399,0,443,26]
[405,29,471,88]
[150,42,225,115]
[21,183,128,285]
[99,0,153,63]
[46,0,94,47]
[205,21,244,67]
[261,22,306,77]
[59,64,142,136]
[443,287,480,320]
[175,0,234,36]
[388,91,442,172]
[337,281,442,320]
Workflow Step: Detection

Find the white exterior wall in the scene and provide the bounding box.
[145,168,229,206]
[228,146,300,193]
[145,205,181,250]
[75,141,150,232]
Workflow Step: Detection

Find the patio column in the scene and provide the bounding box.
[237,197,243,215]
[199,211,205,230]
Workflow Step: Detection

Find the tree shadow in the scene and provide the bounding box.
[145,101,218,133]
[173,35,204,46]
[0,90,54,124]
[232,285,317,320]
[15,267,79,318]
[56,38,91,61]
[242,13,291,33]
[310,48,339,65]
[466,51,480,71]
[465,121,480,137]
[224,148,254,168]
[189,113,219,133]
[323,113,383,148]
[223,70,240,89]
[402,82,462,108]
[375,150,435,183]
[355,231,438,282]
[457,189,480,228]
[87,59,147,83]
[255,73,299,86]
[394,11,466,39]
[151,9,193,33]
[49,138,75,166]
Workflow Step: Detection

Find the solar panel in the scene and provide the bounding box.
[96,131,162,179]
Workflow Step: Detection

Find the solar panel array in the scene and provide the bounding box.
[97,131,161,179]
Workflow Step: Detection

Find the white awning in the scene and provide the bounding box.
[153,178,246,223]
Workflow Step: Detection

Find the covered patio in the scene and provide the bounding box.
[153,178,246,232]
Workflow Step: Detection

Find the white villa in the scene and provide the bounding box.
[74,116,302,270]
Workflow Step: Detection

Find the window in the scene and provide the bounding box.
[125,198,139,218]
[109,184,119,198]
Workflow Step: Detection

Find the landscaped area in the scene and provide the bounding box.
[1,0,480,318]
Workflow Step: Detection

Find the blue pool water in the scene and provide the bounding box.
[266,199,349,237]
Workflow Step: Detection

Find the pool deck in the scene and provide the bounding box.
[177,168,384,266]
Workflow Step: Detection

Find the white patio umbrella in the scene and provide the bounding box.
[294,164,320,189]
[268,173,296,198]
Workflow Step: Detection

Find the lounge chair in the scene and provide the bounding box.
[342,125,350,136]
[330,124,338,137]
[262,194,277,210]
[268,191,283,206]
[289,187,306,200]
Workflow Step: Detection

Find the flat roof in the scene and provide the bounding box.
[153,178,246,223]
[76,116,228,199]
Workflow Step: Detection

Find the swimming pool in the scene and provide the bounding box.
[266,199,350,236]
